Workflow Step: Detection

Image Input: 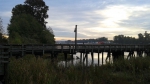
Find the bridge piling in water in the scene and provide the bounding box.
[71,53,73,65]
[106,51,111,62]
[102,52,104,65]
[64,53,67,61]
[98,52,100,66]
[80,53,82,63]
[91,52,94,64]
[86,53,88,66]
[83,52,88,66]
[112,51,124,62]
[127,51,135,59]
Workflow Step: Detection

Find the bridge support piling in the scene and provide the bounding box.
[120,51,124,59]
[86,53,88,66]
[112,51,124,62]
[42,50,45,56]
[64,53,67,61]
[71,53,73,65]
[53,52,58,60]
[50,53,54,62]
[21,45,25,57]
[71,53,73,60]
[137,50,143,57]
[106,51,111,62]
[83,53,86,62]
[102,52,104,65]
[144,50,149,57]
[42,44,45,55]
[127,51,135,59]
[64,53,68,67]
[80,53,82,63]
[32,45,34,55]
[145,49,150,56]
[98,52,100,66]
[91,52,94,65]
[83,52,88,66]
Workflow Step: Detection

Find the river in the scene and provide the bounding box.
[59,51,146,66]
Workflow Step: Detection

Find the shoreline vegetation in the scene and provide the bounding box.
[7,54,150,84]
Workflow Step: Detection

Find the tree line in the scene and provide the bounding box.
[64,31,150,44]
[114,31,150,44]
[64,37,108,44]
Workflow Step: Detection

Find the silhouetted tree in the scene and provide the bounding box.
[24,0,49,27]
[96,37,108,42]
[8,14,54,44]
[138,33,144,44]
[144,31,150,44]
[114,35,124,44]
[11,0,49,28]
[8,0,55,44]
[47,26,54,35]
[114,35,136,44]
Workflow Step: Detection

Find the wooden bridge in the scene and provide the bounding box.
[0,44,150,83]
[0,44,150,62]
[4,44,150,54]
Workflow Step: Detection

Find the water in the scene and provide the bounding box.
[59,51,146,66]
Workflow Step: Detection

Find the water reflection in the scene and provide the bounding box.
[58,51,145,67]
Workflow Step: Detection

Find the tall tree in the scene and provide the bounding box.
[24,0,49,27]
[138,33,144,44]
[11,0,49,27]
[11,4,33,23]
[144,31,150,43]
[8,14,54,44]
[8,0,55,44]
[47,26,54,35]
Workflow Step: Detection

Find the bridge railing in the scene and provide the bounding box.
[1,44,150,52]
[75,44,150,51]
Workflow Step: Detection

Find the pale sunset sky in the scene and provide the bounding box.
[0,0,150,41]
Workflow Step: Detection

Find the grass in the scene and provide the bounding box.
[7,55,150,84]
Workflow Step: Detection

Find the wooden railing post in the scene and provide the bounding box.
[21,45,24,57]
[43,44,45,55]
[61,44,63,53]
[32,44,34,55]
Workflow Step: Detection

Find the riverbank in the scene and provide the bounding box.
[7,55,150,84]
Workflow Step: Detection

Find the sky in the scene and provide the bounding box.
[0,0,150,41]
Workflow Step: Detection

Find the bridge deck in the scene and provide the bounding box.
[2,44,149,54]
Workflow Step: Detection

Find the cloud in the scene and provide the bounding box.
[0,11,11,18]
[91,5,150,38]
[47,3,150,40]
[118,5,150,30]
[0,11,12,33]
[1,0,150,40]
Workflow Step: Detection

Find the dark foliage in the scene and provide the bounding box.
[8,0,55,44]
